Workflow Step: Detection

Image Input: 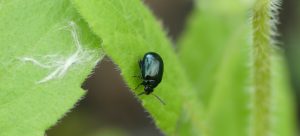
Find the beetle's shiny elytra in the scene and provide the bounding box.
[136,52,165,105]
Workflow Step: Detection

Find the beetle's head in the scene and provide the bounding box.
[144,86,153,95]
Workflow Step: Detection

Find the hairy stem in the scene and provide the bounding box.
[251,0,279,135]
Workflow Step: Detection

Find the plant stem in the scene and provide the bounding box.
[251,0,276,135]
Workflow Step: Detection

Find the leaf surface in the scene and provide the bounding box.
[0,0,103,135]
[72,0,206,135]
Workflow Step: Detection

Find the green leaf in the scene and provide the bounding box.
[72,0,206,135]
[178,0,296,136]
[269,51,296,136]
[0,0,103,135]
[178,1,252,135]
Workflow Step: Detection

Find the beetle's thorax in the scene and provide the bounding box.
[143,80,157,87]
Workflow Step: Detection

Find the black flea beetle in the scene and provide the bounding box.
[135,52,165,105]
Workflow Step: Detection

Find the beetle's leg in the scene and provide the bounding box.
[138,91,145,96]
[132,60,143,79]
[135,82,146,96]
[134,82,143,90]
[132,75,142,79]
[138,59,143,69]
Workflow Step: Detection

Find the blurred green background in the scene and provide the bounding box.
[46,0,300,135]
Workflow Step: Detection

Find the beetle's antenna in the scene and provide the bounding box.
[152,94,166,105]
[132,75,141,79]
